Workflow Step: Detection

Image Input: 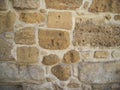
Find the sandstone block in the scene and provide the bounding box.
[0,0,8,10]
[15,27,35,45]
[94,51,109,59]
[38,30,70,50]
[114,15,120,21]
[48,12,72,30]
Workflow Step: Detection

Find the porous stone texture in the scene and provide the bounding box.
[15,27,35,45]
[114,15,120,21]
[63,50,80,64]
[51,64,71,81]
[89,0,120,13]
[17,47,39,64]
[0,0,8,10]
[19,12,45,24]
[0,11,16,34]
[94,51,109,59]
[42,54,60,66]
[13,0,40,9]
[45,0,83,10]
[38,30,70,50]
[47,12,72,30]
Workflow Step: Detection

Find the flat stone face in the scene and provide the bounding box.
[19,12,45,24]
[0,0,8,10]
[15,27,35,45]
[0,86,22,90]
[17,47,39,64]
[47,12,72,30]
[0,38,14,61]
[0,12,16,34]
[38,30,70,50]
[73,18,120,47]
[89,0,120,13]
[45,0,83,10]
[13,0,40,9]
[94,51,109,59]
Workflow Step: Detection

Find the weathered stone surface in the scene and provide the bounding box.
[17,47,39,64]
[48,12,72,30]
[13,0,40,9]
[94,51,109,59]
[42,54,60,66]
[0,86,22,90]
[93,84,112,90]
[63,50,80,64]
[112,50,120,59]
[19,12,45,24]
[73,18,120,47]
[45,0,83,10]
[83,1,89,9]
[0,12,16,34]
[0,0,8,10]
[51,64,71,81]
[114,15,120,21]
[38,30,70,50]
[15,27,35,45]
[81,51,91,61]
[89,0,120,13]
[0,38,14,61]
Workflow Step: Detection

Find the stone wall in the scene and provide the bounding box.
[0,0,120,90]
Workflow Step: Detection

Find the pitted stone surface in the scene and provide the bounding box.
[0,0,8,10]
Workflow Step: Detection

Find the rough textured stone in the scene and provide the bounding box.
[45,0,83,10]
[19,12,45,24]
[0,12,16,34]
[94,51,109,59]
[13,0,40,9]
[73,18,120,47]
[81,51,91,61]
[42,54,60,66]
[48,12,72,30]
[114,15,120,21]
[89,0,120,13]
[112,50,120,59]
[15,27,35,45]
[38,30,70,50]
[0,38,14,61]
[0,86,22,90]
[17,47,39,64]
[51,64,71,81]
[93,84,112,90]
[0,0,8,10]
[83,1,89,9]
[63,50,80,64]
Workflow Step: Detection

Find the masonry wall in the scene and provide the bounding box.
[0,0,120,90]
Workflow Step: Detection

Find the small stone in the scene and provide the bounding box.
[63,50,80,64]
[42,54,60,66]
[83,1,89,9]
[51,64,71,81]
[48,11,72,30]
[93,84,111,90]
[114,15,120,21]
[0,0,8,10]
[81,51,91,61]
[15,27,35,45]
[94,51,109,59]
[112,50,120,59]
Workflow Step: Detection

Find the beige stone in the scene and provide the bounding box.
[15,27,35,45]
[19,12,45,24]
[81,51,91,61]
[83,1,89,9]
[48,12,72,30]
[112,50,120,59]
[51,64,71,81]
[45,0,83,10]
[89,0,120,13]
[13,0,40,9]
[42,54,60,66]
[38,30,70,50]
[0,0,8,10]
[114,15,120,21]
[63,50,80,64]
[17,47,39,64]
[94,51,109,59]
[0,11,16,34]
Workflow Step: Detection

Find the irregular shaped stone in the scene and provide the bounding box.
[114,15,120,21]
[89,0,120,13]
[15,27,35,45]
[112,50,120,59]
[42,54,60,66]
[63,50,80,64]
[0,38,14,61]
[94,51,109,59]
[93,84,112,90]
[38,30,70,50]
[0,11,16,34]
[45,0,83,10]
[17,47,39,64]
[0,0,8,10]
[19,12,45,24]
[0,85,22,90]
[13,0,40,9]
[48,12,72,30]
[51,64,71,81]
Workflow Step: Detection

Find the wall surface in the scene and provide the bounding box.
[0,0,120,90]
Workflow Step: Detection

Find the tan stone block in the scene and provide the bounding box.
[38,29,70,50]
[0,0,8,10]
[94,51,109,59]
[114,15,120,21]
[47,12,72,30]
[19,12,45,24]
[15,27,35,45]
[17,47,39,64]
[45,0,83,10]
